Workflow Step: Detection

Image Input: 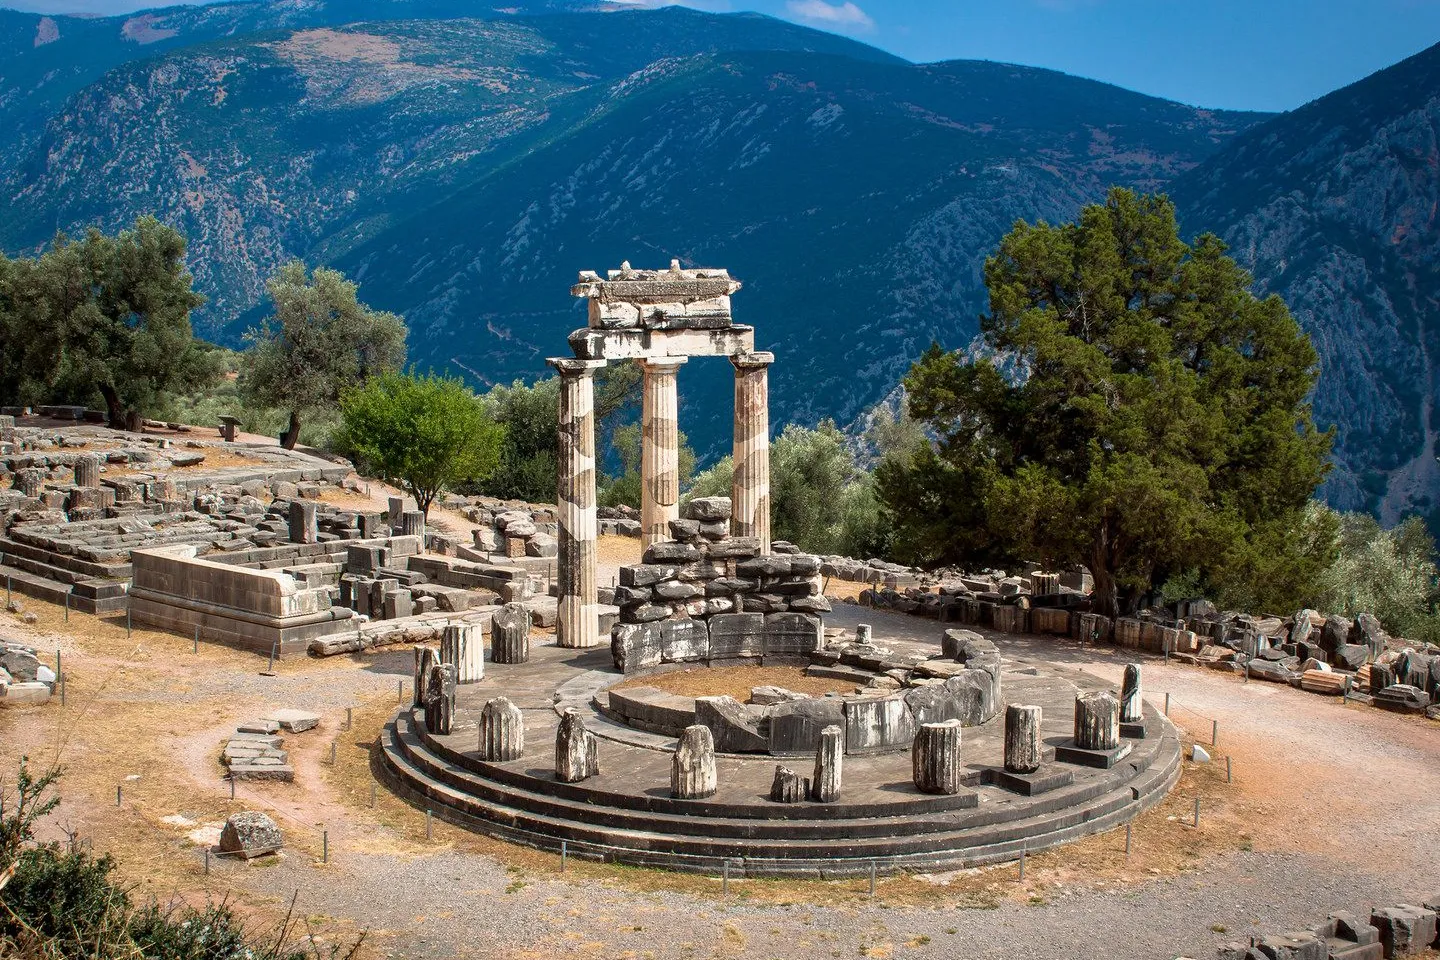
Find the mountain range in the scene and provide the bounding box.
[0,1,1435,524]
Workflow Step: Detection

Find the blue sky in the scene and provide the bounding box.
[8,0,1440,112]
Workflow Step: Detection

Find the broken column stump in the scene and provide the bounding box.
[1055,691,1130,769]
[1075,691,1120,750]
[423,662,457,736]
[401,510,425,540]
[770,765,807,803]
[912,719,964,794]
[73,454,99,488]
[671,725,718,799]
[490,603,531,664]
[288,500,318,544]
[1004,704,1043,774]
[810,724,843,802]
[441,623,484,683]
[1120,663,1142,721]
[412,645,438,709]
[555,708,599,783]
[478,696,524,762]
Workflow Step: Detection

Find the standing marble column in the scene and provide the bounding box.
[478,697,524,762]
[640,357,687,549]
[1074,692,1120,751]
[730,351,774,554]
[671,725,718,799]
[1004,704,1043,773]
[810,723,843,802]
[912,719,964,794]
[549,358,606,648]
[1120,663,1143,723]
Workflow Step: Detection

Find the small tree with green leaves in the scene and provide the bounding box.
[241,261,406,449]
[336,371,503,518]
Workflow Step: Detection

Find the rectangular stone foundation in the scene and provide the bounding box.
[1053,739,1133,770]
[128,544,355,656]
[991,766,1075,796]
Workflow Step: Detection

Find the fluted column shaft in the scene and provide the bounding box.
[731,351,774,553]
[550,358,606,648]
[641,357,687,549]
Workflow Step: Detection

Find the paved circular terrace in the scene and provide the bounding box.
[380,629,1182,877]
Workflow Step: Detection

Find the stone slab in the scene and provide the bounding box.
[992,766,1075,797]
[1053,739,1133,770]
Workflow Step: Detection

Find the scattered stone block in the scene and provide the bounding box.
[219,811,282,858]
[695,695,768,753]
[264,709,320,733]
[236,720,280,735]
[1370,905,1437,958]
[671,725,718,799]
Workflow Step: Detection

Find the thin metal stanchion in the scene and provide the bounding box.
[1193,797,1201,827]
[1226,756,1232,783]
[1164,693,1170,716]
[194,626,199,653]
[426,809,433,840]
[116,785,122,806]
[868,861,876,896]
[346,707,353,730]
[229,775,235,800]
[64,592,69,622]
[205,847,210,875]
[1018,844,1026,881]
[6,575,10,606]
[329,742,337,765]
[126,608,132,638]
[262,641,276,675]
[398,680,403,705]
[721,860,729,896]
[1211,719,1218,746]
[560,840,567,872]
[1125,822,1132,856]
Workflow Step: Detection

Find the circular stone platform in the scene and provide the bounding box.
[379,630,1182,877]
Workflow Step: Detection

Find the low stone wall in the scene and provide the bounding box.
[605,627,1002,757]
[128,544,355,655]
[1213,896,1439,960]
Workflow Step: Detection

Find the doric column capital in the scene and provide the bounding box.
[548,357,607,378]
[731,351,774,371]
[640,356,688,372]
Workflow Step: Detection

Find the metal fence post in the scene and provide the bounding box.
[1193,797,1201,827]
[561,840,567,872]
[1125,822,1132,856]
[322,830,329,863]
[1211,719,1218,746]
[1018,844,1026,881]
[1164,693,1171,716]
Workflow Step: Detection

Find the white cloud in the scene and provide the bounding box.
[784,0,875,32]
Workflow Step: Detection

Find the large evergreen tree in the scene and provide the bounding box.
[878,189,1332,617]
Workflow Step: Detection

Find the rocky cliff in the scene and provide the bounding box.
[1172,41,1440,524]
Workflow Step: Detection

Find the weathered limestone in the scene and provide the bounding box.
[810,723,843,802]
[770,765,807,803]
[289,500,318,544]
[440,623,483,684]
[1120,663,1143,723]
[912,719,964,794]
[413,645,438,708]
[401,510,425,539]
[14,469,43,498]
[1004,704,1043,774]
[127,544,353,656]
[641,357,686,549]
[490,602,531,664]
[671,724,718,799]
[730,352,773,553]
[555,708,599,782]
[478,696,524,762]
[550,358,606,648]
[424,662,457,736]
[1074,691,1120,751]
[219,811,282,859]
[73,454,99,488]
[856,623,872,645]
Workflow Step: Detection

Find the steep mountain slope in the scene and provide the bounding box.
[0,1,899,177]
[334,51,1260,456]
[1,7,902,327]
[1172,41,1440,524]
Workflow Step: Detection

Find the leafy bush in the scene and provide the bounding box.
[1,759,355,960]
[1317,512,1440,641]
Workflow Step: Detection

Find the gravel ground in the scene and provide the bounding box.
[3,597,1438,960]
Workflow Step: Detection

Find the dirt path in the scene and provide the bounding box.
[3,595,1438,960]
